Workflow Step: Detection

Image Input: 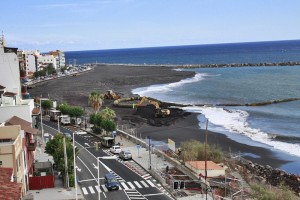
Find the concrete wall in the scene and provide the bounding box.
[0,103,33,123]
[0,46,21,96]
[0,125,27,194]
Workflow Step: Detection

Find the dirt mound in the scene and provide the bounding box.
[134,104,190,127]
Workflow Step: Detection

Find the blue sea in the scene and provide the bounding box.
[66,40,300,174]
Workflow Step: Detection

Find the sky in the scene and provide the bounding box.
[1,0,299,51]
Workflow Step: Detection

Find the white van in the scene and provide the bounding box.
[60,115,71,125]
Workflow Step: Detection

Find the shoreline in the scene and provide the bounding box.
[29,64,297,172]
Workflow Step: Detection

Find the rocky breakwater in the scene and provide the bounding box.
[178,61,300,69]
[240,159,300,195]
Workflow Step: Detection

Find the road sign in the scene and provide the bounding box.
[136,144,141,149]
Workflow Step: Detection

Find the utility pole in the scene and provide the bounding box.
[148,136,152,170]
[63,138,70,190]
[205,119,208,200]
[73,133,78,200]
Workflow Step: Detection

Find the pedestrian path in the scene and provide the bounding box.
[80,179,157,195]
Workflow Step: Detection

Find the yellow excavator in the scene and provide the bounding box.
[135,96,170,117]
[104,90,121,100]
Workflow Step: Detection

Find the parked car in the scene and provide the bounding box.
[110,146,122,154]
[119,150,132,160]
[63,132,72,141]
[104,173,119,191]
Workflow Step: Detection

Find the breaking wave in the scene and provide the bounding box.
[132,73,206,96]
[182,106,300,157]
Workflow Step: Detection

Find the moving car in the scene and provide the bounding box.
[110,145,122,154]
[104,173,120,191]
[119,150,132,160]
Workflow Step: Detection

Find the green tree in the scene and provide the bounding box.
[58,103,71,115]
[46,63,56,75]
[69,106,84,118]
[88,91,104,113]
[99,107,116,121]
[41,99,52,115]
[45,133,77,187]
[101,119,116,133]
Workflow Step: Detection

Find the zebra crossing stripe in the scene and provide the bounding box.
[147,180,155,187]
[95,185,101,193]
[120,182,130,190]
[142,174,151,180]
[140,181,149,188]
[134,181,143,188]
[127,181,135,189]
[89,186,95,194]
[82,187,88,195]
[101,185,108,192]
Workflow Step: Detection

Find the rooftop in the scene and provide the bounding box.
[185,161,224,170]
[0,167,22,200]
[5,116,38,135]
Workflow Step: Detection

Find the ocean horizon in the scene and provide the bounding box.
[66,40,300,174]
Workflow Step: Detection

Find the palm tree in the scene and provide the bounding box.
[99,107,116,121]
[88,91,104,113]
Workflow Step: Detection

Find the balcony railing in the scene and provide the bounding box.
[26,139,37,151]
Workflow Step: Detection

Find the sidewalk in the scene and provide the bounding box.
[113,133,214,200]
[26,134,84,200]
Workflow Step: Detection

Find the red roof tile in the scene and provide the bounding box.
[0,168,22,200]
[186,161,224,170]
[3,92,17,97]
[5,116,38,134]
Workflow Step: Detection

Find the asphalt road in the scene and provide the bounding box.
[42,120,172,200]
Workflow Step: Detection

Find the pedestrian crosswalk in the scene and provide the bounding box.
[81,179,156,195]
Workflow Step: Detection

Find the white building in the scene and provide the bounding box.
[17,50,40,76]
[49,50,65,68]
[37,54,57,70]
[0,42,35,123]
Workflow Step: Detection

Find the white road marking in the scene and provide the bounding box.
[89,186,95,194]
[140,181,149,188]
[101,185,108,192]
[147,180,155,187]
[127,181,135,189]
[134,181,142,188]
[95,185,101,193]
[82,187,88,195]
[144,193,165,197]
[120,182,129,190]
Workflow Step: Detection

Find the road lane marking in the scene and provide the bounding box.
[82,187,88,195]
[95,185,101,193]
[127,181,135,189]
[89,186,95,194]
[147,180,155,187]
[140,181,149,188]
[144,193,165,197]
[120,182,129,190]
[101,185,108,192]
[134,181,142,188]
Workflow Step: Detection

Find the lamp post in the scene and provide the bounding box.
[147,136,152,170]
[73,132,78,200]
[39,97,48,142]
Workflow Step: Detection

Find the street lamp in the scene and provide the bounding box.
[73,132,78,200]
[39,97,48,143]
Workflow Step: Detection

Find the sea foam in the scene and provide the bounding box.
[182,106,300,157]
[132,73,205,96]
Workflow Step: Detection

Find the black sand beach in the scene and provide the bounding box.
[30,64,290,168]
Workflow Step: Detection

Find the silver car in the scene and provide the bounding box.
[119,150,132,160]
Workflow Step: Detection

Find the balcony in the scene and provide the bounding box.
[26,139,37,151]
